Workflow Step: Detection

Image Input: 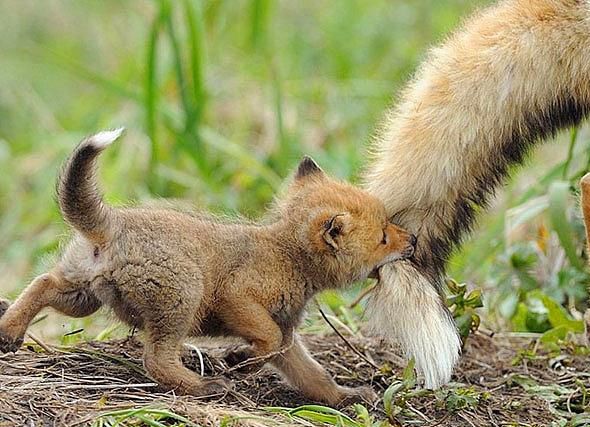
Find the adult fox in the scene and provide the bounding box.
[365,0,590,388]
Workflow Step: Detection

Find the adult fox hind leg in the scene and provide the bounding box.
[364,0,590,388]
[581,174,590,251]
[0,270,101,352]
[580,173,590,341]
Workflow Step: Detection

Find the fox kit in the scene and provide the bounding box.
[0,129,416,405]
[363,0,590,388]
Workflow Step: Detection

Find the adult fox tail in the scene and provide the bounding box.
[364,0,590,388]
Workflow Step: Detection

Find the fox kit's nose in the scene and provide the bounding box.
[409,234,417,247]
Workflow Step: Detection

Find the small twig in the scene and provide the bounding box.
[317,305,380,370]
[428,412,452,427]
[349,283,377,309]
[63,328,84,337]
[477,328,495,338]
[323,313,356,336]
[30,314,48,326]
[29,382,158,391]
[224,332,295,373]
[492,332,542,338]
[26,332,54,354]
[566,387,579,414]
[457,412,476,427]
[184,342,205,376]
[406,400,431,422]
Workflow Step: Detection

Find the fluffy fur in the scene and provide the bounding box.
[364,0,590,388]
[0,132,417,405]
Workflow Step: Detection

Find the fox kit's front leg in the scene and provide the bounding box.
[271,333,376,406]
[218,299,283,369]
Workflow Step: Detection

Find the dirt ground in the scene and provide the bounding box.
[0,331,588,426]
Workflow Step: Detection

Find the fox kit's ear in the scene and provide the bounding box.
[295,156,325,180]
[322,213,349,251]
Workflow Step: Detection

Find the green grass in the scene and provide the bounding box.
[92,407,195,427]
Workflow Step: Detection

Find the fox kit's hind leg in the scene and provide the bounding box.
[271,333,376,406]
[142,317,229,396]
[0,271,101,352]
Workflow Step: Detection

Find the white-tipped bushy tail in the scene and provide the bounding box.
[57,128,125,243]
[90,127,125,148]
[368,263,461,389]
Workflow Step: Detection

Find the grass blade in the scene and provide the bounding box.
[184,0,206,131]
[548,181,584,270]
[563,126,579,179]
[145,1,171,193]
[250,0,272,50]
[200,126,282,189]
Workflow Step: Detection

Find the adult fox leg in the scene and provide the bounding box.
[580,173,590,341]
[364,0,590,388]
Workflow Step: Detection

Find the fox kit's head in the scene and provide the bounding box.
[278,156,416,286]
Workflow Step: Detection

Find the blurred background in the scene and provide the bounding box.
[1,0,589,345]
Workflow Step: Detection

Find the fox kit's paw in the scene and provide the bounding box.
[168,376,231,397]
[223,345,252,366]
[336,385,378,407]
[0,300,24,353]
[198,377,231,396]
[223,346,264,372]
[0,328,23,353]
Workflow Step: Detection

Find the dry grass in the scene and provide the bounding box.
[1,331,589,426]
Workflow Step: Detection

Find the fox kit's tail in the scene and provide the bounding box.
[57,128,124,243]
[364,0,590,388]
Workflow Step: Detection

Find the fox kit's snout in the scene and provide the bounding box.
[383,223,416,262]
[278,156,416,283]
[0,134,414,406]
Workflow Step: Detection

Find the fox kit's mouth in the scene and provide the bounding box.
[400,243,415,260]
[369,243,416,280]
[392,239,417,263]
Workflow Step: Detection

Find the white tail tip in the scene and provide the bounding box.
[89,127,125,148]
[367,263,461,389]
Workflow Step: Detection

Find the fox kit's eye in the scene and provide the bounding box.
[381,230,388,245]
